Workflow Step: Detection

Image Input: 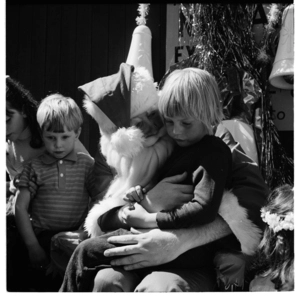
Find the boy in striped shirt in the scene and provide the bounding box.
[14,94,98,276]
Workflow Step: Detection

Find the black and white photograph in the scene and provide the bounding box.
[4,2,295,293]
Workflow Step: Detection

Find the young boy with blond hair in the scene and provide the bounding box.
[14,94,99,279]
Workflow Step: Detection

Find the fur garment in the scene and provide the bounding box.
[83,99,264,254]
[218,190,262,255]
[83,98,174,237]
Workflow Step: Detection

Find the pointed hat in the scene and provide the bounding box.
[127,4,159,119]
[79,4,157,131]
[79,63,133,129]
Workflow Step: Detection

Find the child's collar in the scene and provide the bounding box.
[40,149,77,164]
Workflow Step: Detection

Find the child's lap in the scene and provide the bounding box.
[80,228,214,271]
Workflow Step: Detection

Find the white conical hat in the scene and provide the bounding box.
[126,4,158,119]
[126,24,153,78]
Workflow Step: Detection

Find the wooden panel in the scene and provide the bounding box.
[30,5,47,101]
[148,4,167,83]
[86,4,110,156]
[107,4,127,74]
[75,5,92,151]
[44,5,61,95]
[59,5,77,99]
[6,4,20,78]
[90,4,109,80]
[17,5,33,89]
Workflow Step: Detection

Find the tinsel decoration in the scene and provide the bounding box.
[159,3,293,189]
[159,4,263,157]
[159,4,263,129]
[257,3,294,189]
[136,3,150,25]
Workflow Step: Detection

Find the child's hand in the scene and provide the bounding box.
[121,203,157,229]
[123,185,146,209]
[28,243,49,271]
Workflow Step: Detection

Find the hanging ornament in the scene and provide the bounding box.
[136,3,150,25]
[269,4,294,89]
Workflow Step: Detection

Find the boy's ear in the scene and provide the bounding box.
[76,127,82,138]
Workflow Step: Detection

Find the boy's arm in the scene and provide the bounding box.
[100,151,230,230]
[155,152,231,229]
[15,188,38,247]
[135,151,231,230]
[99,172,195,231]
[14,188,49,269]
[126,173,194,213]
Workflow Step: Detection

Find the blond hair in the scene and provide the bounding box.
[37,93,83,132]
[158,68,223,134]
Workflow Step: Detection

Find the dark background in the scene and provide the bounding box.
[6,3,167,157]
[6,3,293,160]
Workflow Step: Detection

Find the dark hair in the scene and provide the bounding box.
[6,77,43,148]
[254,184,294,291]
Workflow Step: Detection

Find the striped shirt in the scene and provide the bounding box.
[18,150,96,232]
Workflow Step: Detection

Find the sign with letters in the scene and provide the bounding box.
[269,87,293,131]
[165,4,293,132]
[166,4,193,69]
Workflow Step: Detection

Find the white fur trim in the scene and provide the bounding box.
[84,194,126,237]
[130,67,159,118]
[84,203,104,237]
[110,127,145,158]
[218,191,262,255]
[85,132,174,238]
[83,96,116,135]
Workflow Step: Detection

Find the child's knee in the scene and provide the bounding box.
[72,237,113,269]
[93,268,138,292]
[135,271,188,292]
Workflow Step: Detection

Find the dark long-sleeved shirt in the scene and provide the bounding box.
[155,134,232,229]
[100,134,232,231]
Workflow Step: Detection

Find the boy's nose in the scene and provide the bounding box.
[173,124,183,135]
[54,139,62,148]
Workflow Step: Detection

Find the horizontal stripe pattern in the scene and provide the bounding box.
[19,152,95,231]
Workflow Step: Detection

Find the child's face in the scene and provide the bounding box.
[130,109,163,138]
[164,115,207,147]
[6,102,27,142]
[42,126,81,159]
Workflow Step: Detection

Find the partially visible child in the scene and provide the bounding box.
[14,94,99,290]
[6,77,44,204]
[6,76,45,292]
[6,77,88,208]
[249,184,294,291]
[60,67,233,292]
